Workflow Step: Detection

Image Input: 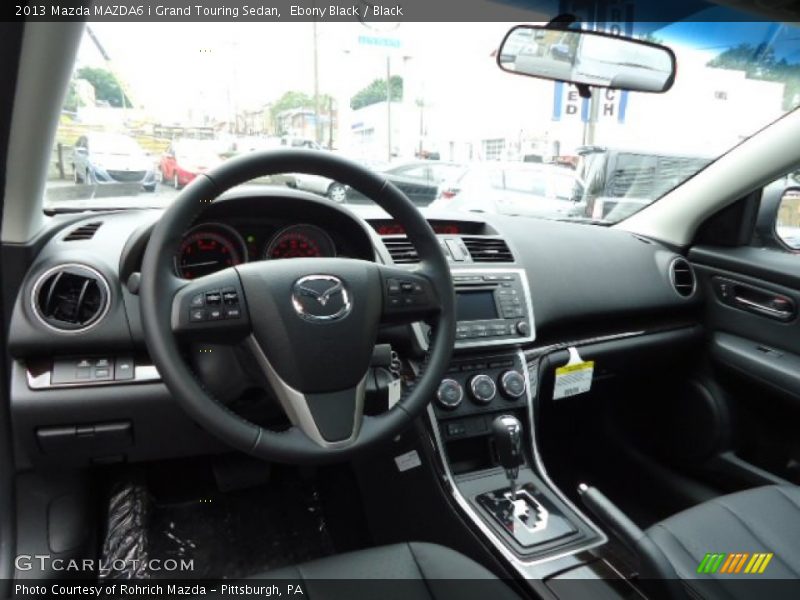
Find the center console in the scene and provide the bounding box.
[425,268,608,580]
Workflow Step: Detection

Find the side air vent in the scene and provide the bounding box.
[31,264,110,332]
[63,221,103,241]
[462,237,514,263]
[383,236,419,264]
[670,258,696,298]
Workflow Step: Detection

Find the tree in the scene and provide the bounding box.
[269,90,334,135]
[76,66,130,108]
[63,80,80,112]
[707,43,800,110]
[350,76,403,110]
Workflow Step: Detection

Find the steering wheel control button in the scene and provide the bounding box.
[205,290,222,304]
[190,294,205,308]
[189,308,207,322]
[221,287,239,304]
[208,308,224,320]
[500,370,526,399]
[224,306,241,319]
[437,379,464,410]
[469,374,497,405]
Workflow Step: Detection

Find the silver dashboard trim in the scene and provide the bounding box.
[26,363,160,390]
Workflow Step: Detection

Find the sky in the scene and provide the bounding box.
[79,22,524,122]
[77,16,800,126]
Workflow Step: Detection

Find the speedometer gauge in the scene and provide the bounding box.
[264,224,336,260]
[177,224,246,279]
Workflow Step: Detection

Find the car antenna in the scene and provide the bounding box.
[544,13,592,99]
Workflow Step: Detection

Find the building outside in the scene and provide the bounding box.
[337,43,786,167]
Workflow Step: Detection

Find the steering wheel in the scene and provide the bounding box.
[140,150,455,464]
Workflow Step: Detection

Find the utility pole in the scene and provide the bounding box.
[328,96,334,149]
[312,21,321,145]
[386,55,392,162]
[582,91,598,146]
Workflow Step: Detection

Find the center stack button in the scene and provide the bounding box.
[469,374,497,405]
[437,379,464,409]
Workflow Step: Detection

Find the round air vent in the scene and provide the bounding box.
[669,257,696,298]
[31,264,110,332]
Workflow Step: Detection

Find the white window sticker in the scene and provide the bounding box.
[553,347,594,400]
[394,450,422,472]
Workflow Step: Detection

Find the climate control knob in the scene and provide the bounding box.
[436,379,463,410]
[469,374,497,405]
[499,370,526,399]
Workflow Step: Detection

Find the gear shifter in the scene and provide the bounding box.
[492,415,524,499]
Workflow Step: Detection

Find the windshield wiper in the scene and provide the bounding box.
[45,205,152,215]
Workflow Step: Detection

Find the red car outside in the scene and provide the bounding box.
[159,142,223,189]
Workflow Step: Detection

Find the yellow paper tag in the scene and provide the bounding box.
[553,347,594,400]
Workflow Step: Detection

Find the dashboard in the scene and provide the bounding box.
[5,187,702,468]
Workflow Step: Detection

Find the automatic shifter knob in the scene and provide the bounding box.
[492,415,524,498]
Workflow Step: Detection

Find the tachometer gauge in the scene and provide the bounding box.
[177,224,246,279]
[264,224,336,260]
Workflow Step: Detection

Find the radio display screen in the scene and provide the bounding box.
[456,290,498,322]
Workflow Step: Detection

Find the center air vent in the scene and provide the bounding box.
[32,264,110,331]
[462,237,514,262]
[63,221,103,241]
[670,258,696,298]
[383,236,419,264]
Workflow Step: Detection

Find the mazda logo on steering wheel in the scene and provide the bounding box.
[291,275,352,322]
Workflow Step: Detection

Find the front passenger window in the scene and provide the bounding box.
[776,188,800,250]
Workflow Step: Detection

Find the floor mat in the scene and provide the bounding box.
[147,469,335,579]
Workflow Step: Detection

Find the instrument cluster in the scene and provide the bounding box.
[176,221,338,279]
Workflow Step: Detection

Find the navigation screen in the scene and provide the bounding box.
[456,291,498,322]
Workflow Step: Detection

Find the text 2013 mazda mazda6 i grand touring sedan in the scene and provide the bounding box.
[3,2,800,600]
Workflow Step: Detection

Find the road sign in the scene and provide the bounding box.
[357,34,402,50]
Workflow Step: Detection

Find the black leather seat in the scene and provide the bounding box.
[249,542,521,600]
[646,485,800,598]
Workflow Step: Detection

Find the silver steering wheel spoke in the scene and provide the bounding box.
[246,336,366,448]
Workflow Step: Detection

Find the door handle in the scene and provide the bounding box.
[713,276,797,322]
[733,295,795,320]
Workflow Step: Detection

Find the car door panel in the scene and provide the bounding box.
[711,332,800,404]
[690,243,800,483]
[690,257,800,359]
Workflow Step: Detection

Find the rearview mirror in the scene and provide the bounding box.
[497,25,676,93]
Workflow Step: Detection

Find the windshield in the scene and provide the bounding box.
[46,20,800,223]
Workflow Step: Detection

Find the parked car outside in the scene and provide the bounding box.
[430,162,583,218]
[346,160,468,206]
[72,133,156,192]
[291,173,349,203]
[575,146,713,221]
[159,141,224,189]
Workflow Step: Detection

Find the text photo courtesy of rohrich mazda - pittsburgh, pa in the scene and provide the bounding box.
[4,1,800,599]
